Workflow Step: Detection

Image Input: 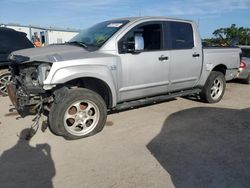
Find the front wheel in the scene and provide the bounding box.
[49,88,107,140]
[200,71,226,103]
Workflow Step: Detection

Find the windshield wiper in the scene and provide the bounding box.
[65,41,88,48]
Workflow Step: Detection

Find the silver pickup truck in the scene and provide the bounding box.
[7,17,241,139]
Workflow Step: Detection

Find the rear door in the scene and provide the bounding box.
[166,21,202,91]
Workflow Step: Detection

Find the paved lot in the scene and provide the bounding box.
[0,82,249,188]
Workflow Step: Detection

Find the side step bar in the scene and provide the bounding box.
[113,88,201,111]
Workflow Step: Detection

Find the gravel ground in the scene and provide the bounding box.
[0,82,249,188]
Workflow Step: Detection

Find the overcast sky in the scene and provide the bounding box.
[0,0,250,38]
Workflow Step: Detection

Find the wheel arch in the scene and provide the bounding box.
[211,64,227,75]
[47,65,118,108]
[61,77,114,109]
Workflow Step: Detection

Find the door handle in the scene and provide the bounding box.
[192,53,200,57]
[159,55,169,61]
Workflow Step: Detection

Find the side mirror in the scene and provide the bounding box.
[118,33,144,54]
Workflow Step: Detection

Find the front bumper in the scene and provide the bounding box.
[6,80,44,116]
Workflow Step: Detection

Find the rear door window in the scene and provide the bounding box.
[168,22,194,50]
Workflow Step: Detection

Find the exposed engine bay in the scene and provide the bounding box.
[8,62,52,114]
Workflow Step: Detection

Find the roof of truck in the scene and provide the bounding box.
[111,16,193,23]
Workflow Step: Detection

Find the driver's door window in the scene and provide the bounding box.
[119,23,163,53]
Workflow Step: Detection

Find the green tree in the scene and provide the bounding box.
[212,24,250,46]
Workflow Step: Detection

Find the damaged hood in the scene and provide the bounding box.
[10,44,98,64]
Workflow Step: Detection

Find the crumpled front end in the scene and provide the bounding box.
[7,58,52,116]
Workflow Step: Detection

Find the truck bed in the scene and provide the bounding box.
[203,47,241,81]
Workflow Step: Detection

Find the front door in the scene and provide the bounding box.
[117,22,170,102]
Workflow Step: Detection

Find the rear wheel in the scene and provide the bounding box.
[0,69,11,96]
[200,71,226,103]
[49,88,107,140]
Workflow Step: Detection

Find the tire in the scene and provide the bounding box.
[200,71,226,103]
[49,88,107,140]
[0,69,11,97]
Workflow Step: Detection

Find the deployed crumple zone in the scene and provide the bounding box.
[7,17,241,140]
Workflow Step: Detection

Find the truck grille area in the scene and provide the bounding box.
[8,64,47,114]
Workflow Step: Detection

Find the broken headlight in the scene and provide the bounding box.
[37,64,51,85]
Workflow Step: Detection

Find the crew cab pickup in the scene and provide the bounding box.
[7,17,241,139]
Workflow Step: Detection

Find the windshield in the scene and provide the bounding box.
[69,20,129,50]
[242,48,250,58]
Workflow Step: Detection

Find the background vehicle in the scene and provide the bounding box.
[0,27,34,96]
[237,46,250,84]
[7,17,241,139]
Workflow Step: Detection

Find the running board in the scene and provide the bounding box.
[114,88,201,111]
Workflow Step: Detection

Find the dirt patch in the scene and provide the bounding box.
[105,121,114,126]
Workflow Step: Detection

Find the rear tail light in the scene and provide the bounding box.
[240,60,246,69]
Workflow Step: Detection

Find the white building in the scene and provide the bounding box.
[0,23,80,45]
